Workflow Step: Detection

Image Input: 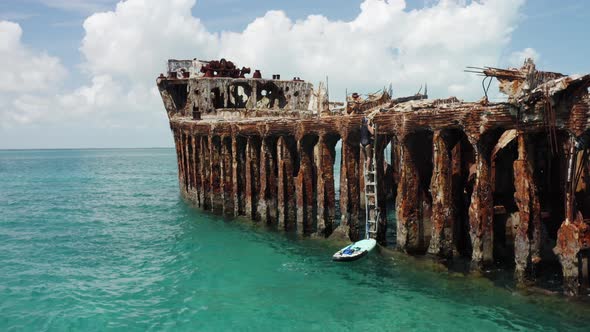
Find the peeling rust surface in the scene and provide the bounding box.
[468,147,494,270]
[513,134,541,284]
[554,215,584,296]
[396,141,422,253]
[428,131,454,257]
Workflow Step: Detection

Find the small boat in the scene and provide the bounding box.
[332,239,377,262]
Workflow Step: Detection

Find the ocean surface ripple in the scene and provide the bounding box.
[0,149,588,331]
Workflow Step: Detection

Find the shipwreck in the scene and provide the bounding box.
[157,57,590,296]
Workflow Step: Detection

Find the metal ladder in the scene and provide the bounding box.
[364,124,379,240]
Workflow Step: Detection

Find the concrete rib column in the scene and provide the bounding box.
[209,136,223,213]
[231,135,240,217]
[221,136,234,217]
[267,139,278,224]
[178,131,187,197]
[555,217,583,296]
[277,137,287,230]
[277,136,296,231]
[257,137,279,225]
[245,137,260,220]
[450,139,464,252]
[192,135,202,207]
[359,142,366,211]
[345,139,360,240]
[245,137,253,219]
[190,134,196,196]
[200,136,211,210]
[513,133,541,284]
[375,135,388,245]
[174,130,184,193]
[313,136,327,236]
[186,133,192,192]
[315,135,336,237]
[554,137,582,296]
[182,132,190,194]
[337,137,360,240]
[324,142,336,237]
[339,136,350,229]
[468,145,494,271]
[184,132,191,195]
[178,132,184,192]
[296,138,315,235]
[295,140,306,234]
[396,140,421,252]
[189,134,195,201]
[315,137,325,235]
[236,137,247,216]
[428,131,454,257]
[257,137,270,223]
[349,143,360,241]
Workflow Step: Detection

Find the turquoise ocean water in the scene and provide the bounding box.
[1,148,589,331]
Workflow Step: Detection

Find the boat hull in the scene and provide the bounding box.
[332,239,376,262]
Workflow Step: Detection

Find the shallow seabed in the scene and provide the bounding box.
[1,149,589,331]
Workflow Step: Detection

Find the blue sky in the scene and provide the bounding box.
[0,0,588,149]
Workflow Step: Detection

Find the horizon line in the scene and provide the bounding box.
[0,147,174,151]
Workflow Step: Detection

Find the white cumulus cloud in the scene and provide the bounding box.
[0,20,68,126]
[80,0,218,82]
[1,0,531,148]
[0,21,67,93]
[79,0,526,101]
[508,47,539,67]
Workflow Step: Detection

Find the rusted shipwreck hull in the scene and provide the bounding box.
[157,59,590,296]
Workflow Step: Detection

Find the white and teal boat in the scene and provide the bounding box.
[332,238,377,262]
